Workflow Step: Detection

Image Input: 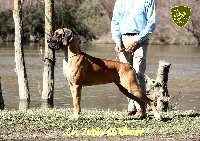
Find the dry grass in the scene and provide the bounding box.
[0,109,200,140]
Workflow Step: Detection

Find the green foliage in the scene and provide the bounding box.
[76,1,107,36]
[22,3,45,41]
[0,10,14,38]
[54,4,94,40]
[0,2,95,42]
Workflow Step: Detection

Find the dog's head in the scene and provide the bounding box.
[47,28,74,50]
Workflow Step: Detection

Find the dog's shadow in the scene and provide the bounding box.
[159,111,200,122]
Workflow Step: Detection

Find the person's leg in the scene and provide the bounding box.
[132,39,149,118]
[120,35,149,117]
[119,35,136,116]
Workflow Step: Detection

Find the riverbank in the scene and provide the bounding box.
[0,109,199,140]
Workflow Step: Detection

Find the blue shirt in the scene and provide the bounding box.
[111,0,156,44]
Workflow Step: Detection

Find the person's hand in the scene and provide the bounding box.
[125,40,138,52]
[115,43,124,53]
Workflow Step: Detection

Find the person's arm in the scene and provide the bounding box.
[136,0,156,44]
[111,0,122,46]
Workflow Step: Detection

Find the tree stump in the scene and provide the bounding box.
[145,60,171,112]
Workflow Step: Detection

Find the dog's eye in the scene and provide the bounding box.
[56,32,60,37]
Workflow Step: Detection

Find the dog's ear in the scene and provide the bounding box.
[63,29,74,45]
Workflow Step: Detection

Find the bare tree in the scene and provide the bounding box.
[0,76,5,109]
[42,0,55,107]
[13,0,30,105]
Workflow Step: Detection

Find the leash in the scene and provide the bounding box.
[115,52,120,61]
[115,52,119,61]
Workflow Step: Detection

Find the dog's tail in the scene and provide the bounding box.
[114,83,139,102]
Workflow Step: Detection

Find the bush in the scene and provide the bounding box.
[0,1,95,42]
[0,10,14,39]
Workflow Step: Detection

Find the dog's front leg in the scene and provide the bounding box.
[72,84,82,120]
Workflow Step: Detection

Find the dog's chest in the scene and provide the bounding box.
[63,59,73,81]
[63,59,81,83]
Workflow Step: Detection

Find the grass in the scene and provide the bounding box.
[0,108,200,140]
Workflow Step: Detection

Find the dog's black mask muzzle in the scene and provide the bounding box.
[47,37,62,50]
[47,29,74,50]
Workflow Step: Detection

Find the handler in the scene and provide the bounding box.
[111,0,157,118]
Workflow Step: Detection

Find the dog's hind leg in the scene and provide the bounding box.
[115,83,146,119]
[129,86,161,121]
[115,82,161,120]
[71,84,82,120]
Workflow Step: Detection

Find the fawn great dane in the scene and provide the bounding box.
[47,28,161,121]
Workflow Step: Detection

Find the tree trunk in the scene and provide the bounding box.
[19,100,30,110]
[145,60,171,112]
[0,76,5,110]
[42,0,55,107]
[13,0,30,102]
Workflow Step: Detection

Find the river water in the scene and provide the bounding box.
[0,43,200,111]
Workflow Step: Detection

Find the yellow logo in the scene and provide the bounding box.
[171,6,191,27]
[66,127,144,137]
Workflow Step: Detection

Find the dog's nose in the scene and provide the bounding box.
[47,39,51,43]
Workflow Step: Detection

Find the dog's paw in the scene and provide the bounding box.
[72,114,80,120]
[154,113,161,121]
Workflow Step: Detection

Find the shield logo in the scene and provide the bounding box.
[171,6,191,27]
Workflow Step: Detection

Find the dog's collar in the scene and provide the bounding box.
[69,52,82,58]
